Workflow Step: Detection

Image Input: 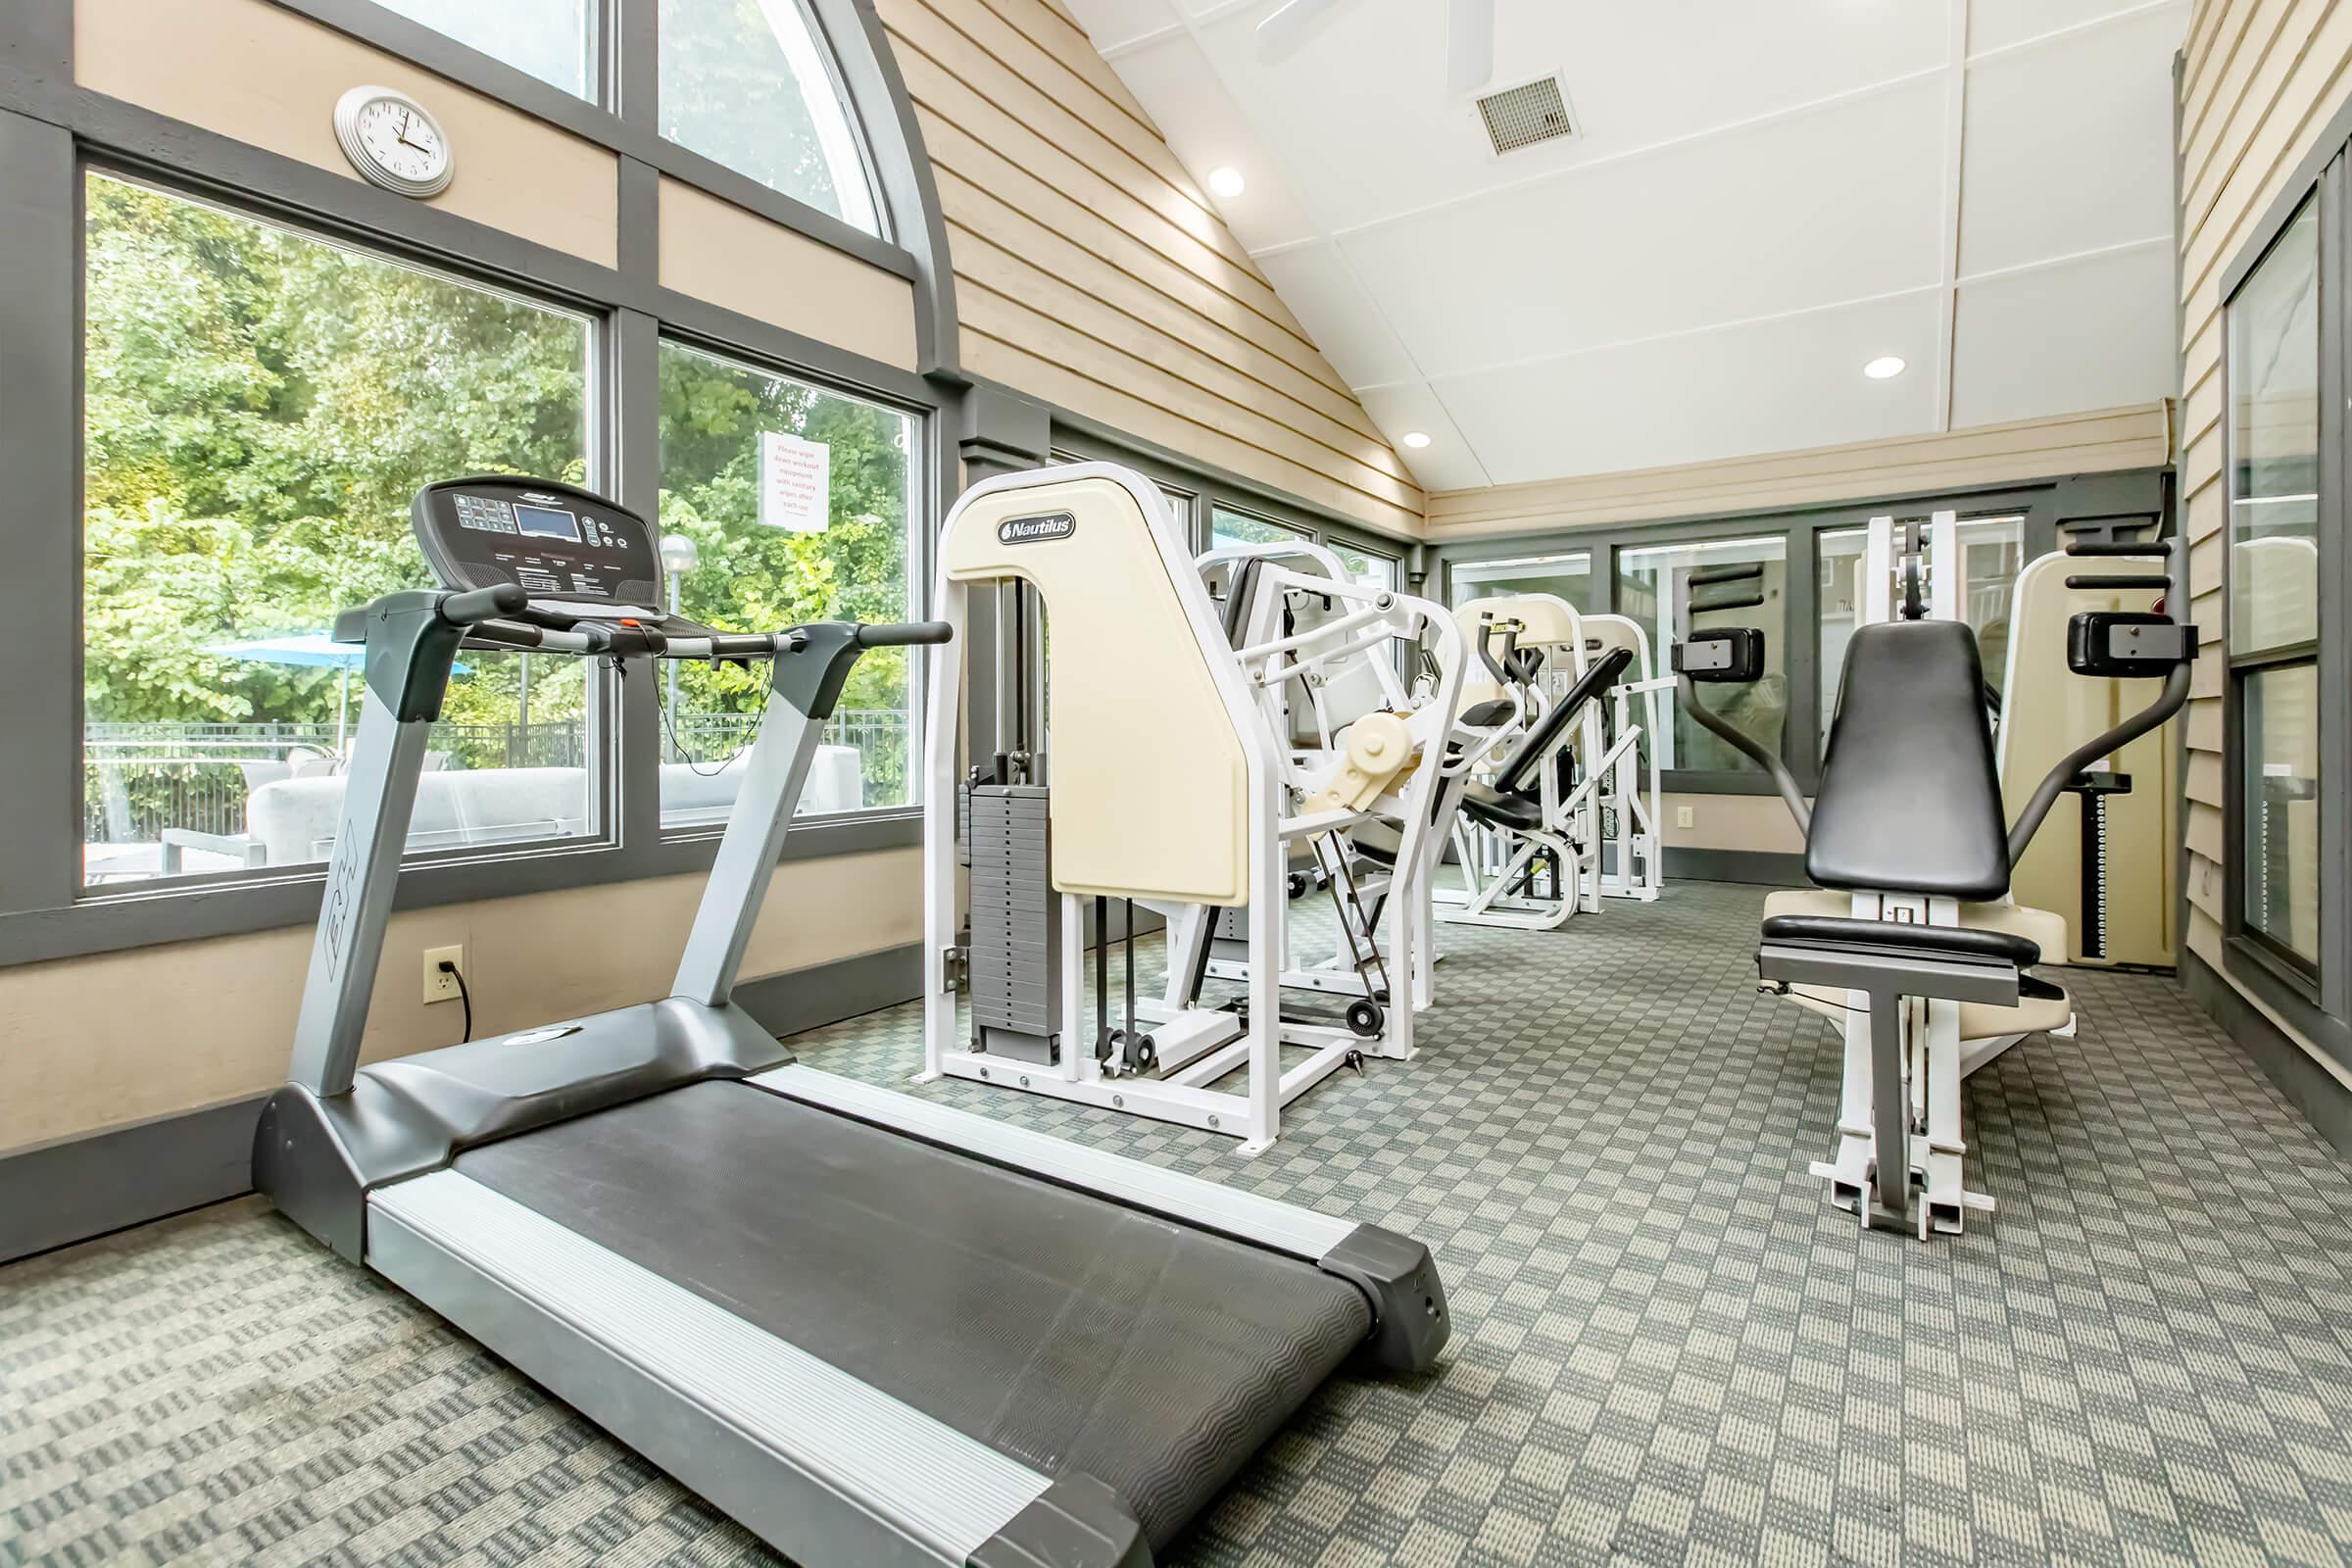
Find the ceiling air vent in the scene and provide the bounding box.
[1475,74,1575,156]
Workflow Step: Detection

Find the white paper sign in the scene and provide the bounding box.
[759,430,831,533]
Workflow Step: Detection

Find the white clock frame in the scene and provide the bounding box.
[332,85,455,199]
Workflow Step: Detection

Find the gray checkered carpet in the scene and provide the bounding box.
[8,881,2352,1566]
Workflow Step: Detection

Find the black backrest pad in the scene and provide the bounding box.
[1808,618,2010,900]
[1496,646,1633,796]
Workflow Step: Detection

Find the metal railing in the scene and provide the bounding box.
[83,709,911,845]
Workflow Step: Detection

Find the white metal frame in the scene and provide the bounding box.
[919,465,1462,1154]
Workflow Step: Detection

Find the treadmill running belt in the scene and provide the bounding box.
[453,1081,1371,1548]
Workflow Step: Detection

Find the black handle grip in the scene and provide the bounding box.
[438,583,527,625]
[856,620,954,648]
[2065,573,2163,591]
[705,633,780,659]
[2065,537,2166,557]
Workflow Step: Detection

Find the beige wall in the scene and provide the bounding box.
[76,0,620,268]
[2178,0,2352,1087]
[1662,792,1809,857]
[1427,404,2175,542]
[1,849,919,1156]
[18,0,937,1158]
[872,0,1422,536]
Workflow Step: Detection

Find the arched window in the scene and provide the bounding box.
[660,0,882,235]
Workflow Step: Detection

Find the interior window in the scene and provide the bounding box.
[370,0,595,96]
[1329,540,1399,592]
[1618,536,1788,773]
[2227,198,2323,970]
[1448,551,1592,612]
[80,175,592,887]
[655,341,919,826]
[659,0,881,234]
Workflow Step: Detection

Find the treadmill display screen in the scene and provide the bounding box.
[514,504,583,542]
[418,482,662,609]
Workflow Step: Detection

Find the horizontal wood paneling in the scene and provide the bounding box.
[1425,404,2173,539]
[875,0,1421,530]
[2177,0,2352,1048]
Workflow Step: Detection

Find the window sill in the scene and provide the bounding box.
[0,810,923,970]
[2222,933,2349,1064]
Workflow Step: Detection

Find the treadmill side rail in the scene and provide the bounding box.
[368,1170,1138,1567]
[758,1063,1451,1372]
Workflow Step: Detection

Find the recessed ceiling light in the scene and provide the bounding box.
[1401,431,1433,449]
[1207,167,1246,198]
[1863,356,1907,380]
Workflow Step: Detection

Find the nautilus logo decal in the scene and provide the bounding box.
[998,513,1076,545]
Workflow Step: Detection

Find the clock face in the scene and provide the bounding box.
[334,88,453,197]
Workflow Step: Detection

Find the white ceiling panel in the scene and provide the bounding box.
[1352,383,1491,491]
[1253,241,1420,389]
[1340,75,1946,377]
[1968,0,2154,57]
[1070,0,2189,495]
[1432,289,1944,485]
[1949,241,2175,427]
[1103,35,1321,253]
[1058,0,1182,54]
[1958,3,2182,277]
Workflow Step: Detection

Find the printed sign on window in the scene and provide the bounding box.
[759,430,831,533]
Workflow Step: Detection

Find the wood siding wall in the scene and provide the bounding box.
[2177,0,2352,1035]
[871,0,1423,535]
[1426,403,2175,541]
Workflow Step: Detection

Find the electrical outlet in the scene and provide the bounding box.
[423,945,465,1004]
[1675,805,1695,829]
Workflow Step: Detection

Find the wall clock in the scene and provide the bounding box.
[332,85,454,199]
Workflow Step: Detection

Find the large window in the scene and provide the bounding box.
[80,176,594,886]
[373,0,594,96]
[656,342,919,826]
[1330,540,1399,593]
[1618,536,1788,774]
[660,0,881,234]
[1448,551,1593,612]
[2227,198,2324,974]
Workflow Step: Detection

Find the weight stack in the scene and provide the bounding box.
[966,784,1059,1064]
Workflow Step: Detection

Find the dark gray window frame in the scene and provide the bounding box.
[1433,479,2132,797]
[0,0,959,968]
[2218,135,2352,1066]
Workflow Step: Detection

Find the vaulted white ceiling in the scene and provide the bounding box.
[1058,0,2187,493]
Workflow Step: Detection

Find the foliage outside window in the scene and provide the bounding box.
[81,176,594,887]
[660,0,880,233]
[372,0,595,97]
[1210,507,1310,552]
[1618,536,1788,774]
[657,342,918,823]
[1329,541,1398,593]
[2227,198,2323,970]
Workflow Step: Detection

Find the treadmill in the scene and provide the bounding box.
[253,476,1451,1568]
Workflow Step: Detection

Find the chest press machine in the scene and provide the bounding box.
[922,464,1465,1153]
[1674,516,2192,1237]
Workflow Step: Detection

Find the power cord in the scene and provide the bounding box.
[437,957,472,1043]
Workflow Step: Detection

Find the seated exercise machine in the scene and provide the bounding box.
[1182,536,1478,1026]
[922,464,1465,1153]
[1673,515,2191,1237]
[255,475,1451,1566]
[1434,594,1642,929]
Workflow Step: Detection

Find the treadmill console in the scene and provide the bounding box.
[413,476,662,614]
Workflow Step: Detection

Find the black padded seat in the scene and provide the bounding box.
[1456,783,1544,833]
[1459,697,1519,728]
[455,1082,1371,1551]
[1808,619,2010,902]
[1760,913,2039,969]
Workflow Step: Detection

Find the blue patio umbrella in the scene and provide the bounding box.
[207,633,469,752]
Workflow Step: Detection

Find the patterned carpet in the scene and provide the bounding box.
[7,881,2352,1567]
